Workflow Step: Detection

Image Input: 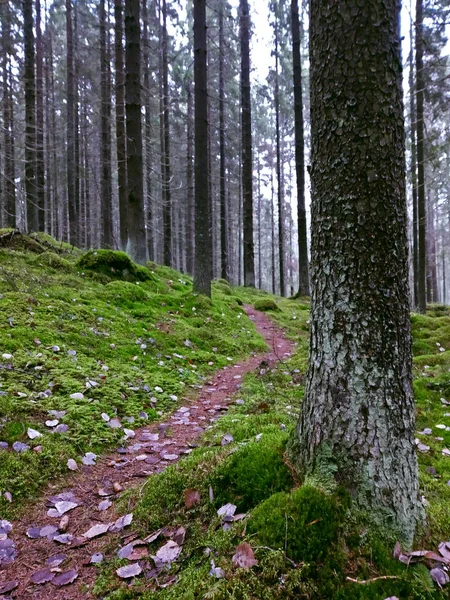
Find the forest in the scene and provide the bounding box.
[1,0,450,598]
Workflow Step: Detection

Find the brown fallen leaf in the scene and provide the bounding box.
[59,515,69,533]
[232,542,258,570]
[185,489,201,509]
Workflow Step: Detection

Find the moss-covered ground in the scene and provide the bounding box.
[0,235,266,517]
[93,293,450,600]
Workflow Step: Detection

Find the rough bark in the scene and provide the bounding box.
[416,0,426,313]
[24,0,38,231]
[219,5,228,281]
[239,0,255,287]
[291,0,309,297]
[142,0,153,260]
[115,0,127,250]
[162,0,172,266]
[193,0,212,297]
[66,0,77,244]
[294,0,421,544]
[125,0,147,262]
[186,84,194,275]
[100,0,113,248]
[409,18,419,309]
[274,15,284,296]
[35,0,45,231]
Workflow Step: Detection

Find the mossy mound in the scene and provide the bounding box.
[216,278,230,286]
[212,432,293,511]
[214,282,233,296]
[0,230,46,254]
[247,486,342,563]
[35,251,72,271]
[254,298,280,312]
[103,280,151,305]
[76,249,152,282]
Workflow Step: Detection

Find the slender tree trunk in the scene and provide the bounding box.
[294,0,421,544]
[193,0,211,296]
[271,167,276,294]
[24,0,38,231]
[125,0,147,262]
[35,0,45,230]
[274,15,284,296]
[291,0,309,296]
[161,0,172,266]
[74,1,81,243]
[416,0,426,313]
[257,150,262,288]
[186,84,194,274]
[115,0,127,250]
[239,0,255,287]
[427,191,438,302]
[218,5,228,280]
[66,0,77,244]
[409,17,419,309]
[100,0,113,247]
[142,0,153,260]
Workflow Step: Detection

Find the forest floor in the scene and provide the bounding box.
[1,233,450,599]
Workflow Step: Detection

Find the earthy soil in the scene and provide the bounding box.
[0,306,295,599]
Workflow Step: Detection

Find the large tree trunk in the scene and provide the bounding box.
[115,0,127,250]
[409,18,419,309]
[100,0,113,247]
[125,0,147,262]
[35,0,45,231]
[291,0,309,297]
[219,5,228,281]
[416,0,427,313]
[24,0,38,231]
[239,0,255,287]
[142,0,153,260]
[66,0,77,244]
[162,0,172,266]
[193,0,211,296]
[274,14,284,296]
[294,0,421,544]
[186,84,194,275]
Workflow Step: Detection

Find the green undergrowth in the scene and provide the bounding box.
[0,235,266,516]
[94,296,450,599]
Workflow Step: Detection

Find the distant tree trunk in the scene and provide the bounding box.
[125,0,147,262]
[43,26,52,234]
[416,0,426,313]
[115,0,127,250]
[240,0,255,287]
[162,0,172,266]
[219,5,228,280]
[100,0,113,247]
[24,0,38,231]
[291,0,309,296]
[271,167,276,294]
[257,150,262,288]
[142,0,153,260]
[35,0,45,230]
[66,0,77,244]
[186,84,194,275]
[294,0,421,544]
[274,15,284,296]
[1,0,16,228]
[193,0,211,296]
[74,2,81,243]
[409,18,419,309]
[427,192,438,303]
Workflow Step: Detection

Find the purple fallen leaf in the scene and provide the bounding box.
[26,526,41,539]
[30,567,56,584]
[49,410,66,419]
[3,491,12,503]
[144,529,162,544]
[438,542,450,561]
[53,534,74,544]
[55,501,79,515]
[221,433,234,446]
[232,542,258,570]
[155,540,182,564]
[45,419,59,428]
[51,569,78,586]
[47,553,67,567]
[82,523,110,539]
[70,392,84,400]
[430,567,450,588]
[161,454,178,461]
[40,525,58,539]
[27,428,42,440]
[0,581,18,594]
[116,563,142,579]
[108,418,122,429]
[98,499,112,511]
[12,441,29,452]
[0,520,12,535]
[67,458,78,471]
[82,451,97,466]
[217,503,236,519]
[140,432,159,442]
[54,424,69,433]
[109,513,133,532]
[101,413,110,422]
[90,552,104,564]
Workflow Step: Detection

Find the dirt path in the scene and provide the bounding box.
[0,306,295,599]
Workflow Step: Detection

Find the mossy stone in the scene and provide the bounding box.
[104,281,150,304]
[37,251,72,271]
[76,249,152,282]
[254,298,280,312]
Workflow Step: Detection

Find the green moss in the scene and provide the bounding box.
[214,282,233,296]
[212,431,293,511]
[247,486,342,562]
[35,251,72,271]
[254,298,280,311]
[103,280,151,305]
[76,249,152,282]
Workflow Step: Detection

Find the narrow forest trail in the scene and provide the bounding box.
[0,306,295,600]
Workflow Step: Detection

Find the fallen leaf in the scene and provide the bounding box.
[90,552,104,564]
[51,569,78,586]
[98,499,112,511]
[30,568,55,584]
[40,525,58,539]
[217,503,236,519]
[185,489,201,509]
[430,567,450,588]
[12,441,30,452]
[53,534,74,545]
[232,542,258,570]
[110,513,133,532]
[26,526,41,539]
[82,452,97,466]
[155,540,182,564]
[59,515,70,533]
[221,433,234,446]
[116,563,142,578]
[67,458,78,471]
[47,553,67,567]
[0,581,18,594]
[82,523,110,539]
[70,392,84,400]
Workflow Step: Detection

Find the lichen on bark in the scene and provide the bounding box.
[292,0,422,545]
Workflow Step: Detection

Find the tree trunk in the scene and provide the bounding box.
[409,17,419,310]
[291,0,309,296]
[100,0,113,247]
[35,0,45,230]
[24,0,38,231]
[66,0,77,244]
[219,6,228,281]
[239,0,255,287]
[125,0,147,262]
[294,0,421,544]
[193,0,211,296]
[426,191,438,303]
[142,0,153,260]
[162,0,172,266]
[115,0,127,250]
[186,84,194,275]
[274,16,284,296]
[416,0,426,313]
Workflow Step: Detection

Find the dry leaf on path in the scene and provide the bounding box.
[232,542,258,570]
